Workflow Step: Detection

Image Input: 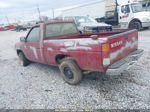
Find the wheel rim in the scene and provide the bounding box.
[64,67,74,79]
[132,23,140,30]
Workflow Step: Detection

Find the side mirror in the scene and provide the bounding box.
[20,36,26,42]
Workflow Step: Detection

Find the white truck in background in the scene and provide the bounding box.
[61,0,150,30]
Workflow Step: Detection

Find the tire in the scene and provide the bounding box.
[129,21,142,31]
[18,52,30,66]
[59,58,83,85]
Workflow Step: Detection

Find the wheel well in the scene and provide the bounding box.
[55,55,69,64]
[16,50,22,56]
[129,19,142,28]
[55,55,76,64]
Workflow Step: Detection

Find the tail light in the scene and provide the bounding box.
[102,43,110,67]
[102,43,110,52]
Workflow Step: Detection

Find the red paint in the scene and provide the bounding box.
[15,21,139,72]
[4,25,16,30]
[121,14,129,18]
[0,27,4,31]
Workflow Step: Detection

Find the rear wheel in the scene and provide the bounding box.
[18,52,30,66]
[59,58,83,85]
[129,21,142,31]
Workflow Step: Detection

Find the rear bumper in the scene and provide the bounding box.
[108,49,144,70]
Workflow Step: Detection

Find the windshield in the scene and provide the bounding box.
[131,3,143,13]
[75,16,97,24]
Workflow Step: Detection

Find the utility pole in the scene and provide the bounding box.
[52,8,55,19]
[5,16,10,24]
[37,5,41,21]
[146,0,150,11]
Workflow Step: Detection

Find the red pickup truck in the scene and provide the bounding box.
[15,21,143,85]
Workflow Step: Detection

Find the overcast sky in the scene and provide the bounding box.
[0,0,102,24]
[0,0,132,24]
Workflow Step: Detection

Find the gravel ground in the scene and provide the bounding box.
[0,30,150,109]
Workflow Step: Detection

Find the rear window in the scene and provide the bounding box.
[45,22,78,38]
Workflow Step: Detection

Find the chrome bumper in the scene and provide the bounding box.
[108,49,144,70]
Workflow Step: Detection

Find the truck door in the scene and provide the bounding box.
[24,26,43,63]
[119,5,132,29]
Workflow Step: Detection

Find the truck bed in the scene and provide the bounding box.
[43,29,138,72]
[44,30,131,40]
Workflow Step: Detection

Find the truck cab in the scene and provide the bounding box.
[118,2,150,30]
[104,0,150,30]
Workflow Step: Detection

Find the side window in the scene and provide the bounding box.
[121,6,125,13]
[26,26,40,42]
[121,5,130,13]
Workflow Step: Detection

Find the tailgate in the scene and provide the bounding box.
[102,30,138,66]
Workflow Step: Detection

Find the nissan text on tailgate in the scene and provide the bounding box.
[15,21,143,85]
